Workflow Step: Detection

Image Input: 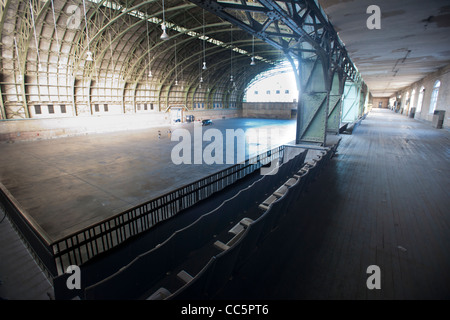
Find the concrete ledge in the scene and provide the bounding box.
[242,102,296,119]
[184,108,242,121]
[0,113,171,142]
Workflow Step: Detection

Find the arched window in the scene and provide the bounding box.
[429,80,440,113]
[417,86,425,113]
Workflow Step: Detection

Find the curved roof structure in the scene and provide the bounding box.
[0,0,283,119]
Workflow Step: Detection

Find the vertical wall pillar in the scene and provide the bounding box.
[292,53,330,145]
[0,81,6,119]
[364,91,373,114]
[358,83,367,117]
[71,77,77,116]
[88,78,93,115]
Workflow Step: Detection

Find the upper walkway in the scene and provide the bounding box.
[215,108,450,299]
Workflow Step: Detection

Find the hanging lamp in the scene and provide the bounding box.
[202,9,207,70]
[160,0,169,40]
[250,36,256,65]
[174,40,178,85]
[29,0,42,71]
[146,14,153,77]
[82,0,93,62]
[230,25,233,82]
[86,51,93,62]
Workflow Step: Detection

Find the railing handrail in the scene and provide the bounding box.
[51,159,264,258]
[82,147,309,299]
[52,145,284,245]
[1,144,286,280]
[48,146,285,276]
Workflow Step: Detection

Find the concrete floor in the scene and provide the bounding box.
[0,118,296,242]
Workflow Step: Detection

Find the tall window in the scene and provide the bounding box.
[405,91,410,112]
[410,89,416,111]
[417,86,425,113]
[429,80,440,113]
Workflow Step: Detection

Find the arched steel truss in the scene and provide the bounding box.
[0,0,283,119]
[0,0,368,146]
[187,0,368,144]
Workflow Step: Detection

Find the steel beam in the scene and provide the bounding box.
[342,79,361,123]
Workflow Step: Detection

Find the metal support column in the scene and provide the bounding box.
[327,71,345,134]
[293,54,330,145]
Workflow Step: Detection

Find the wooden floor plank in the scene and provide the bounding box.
[216,109,450,299]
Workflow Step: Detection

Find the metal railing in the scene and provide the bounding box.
[51,145,285,275]
[82,147,314,300]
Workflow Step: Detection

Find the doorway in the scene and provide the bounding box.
[169,107,183,123]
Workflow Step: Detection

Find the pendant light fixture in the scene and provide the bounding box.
[250,36,256,65]
[146,14,153,77]
[86,51,93,62]
[202,9,207,70]
[174,40,178,85]
[198,55,203,89]
[230,25,234,82]
[29,0,42,71]
[160,0,169,40]
[82,0,93,61]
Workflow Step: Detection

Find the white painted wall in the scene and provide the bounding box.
[393,63,450,128]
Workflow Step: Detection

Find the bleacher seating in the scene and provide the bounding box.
[82,144,339,300]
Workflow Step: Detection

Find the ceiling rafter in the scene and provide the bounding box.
[188,0,360,81]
